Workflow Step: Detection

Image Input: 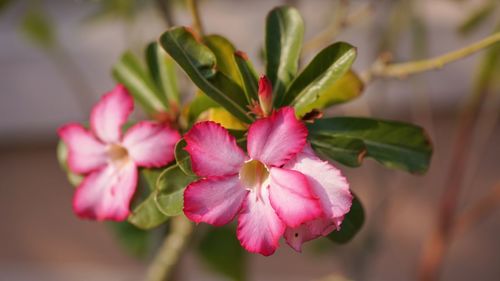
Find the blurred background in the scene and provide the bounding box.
[1,0,499,280]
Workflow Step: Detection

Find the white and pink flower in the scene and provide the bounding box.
[58,85,181,221]
[183,107,352,255]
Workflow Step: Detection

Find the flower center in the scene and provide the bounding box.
[239,159,269,191]
[107,144,129,165]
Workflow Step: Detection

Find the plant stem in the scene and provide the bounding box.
[145,216,193,281]
[365,32,500,82]
[156,0,175,28]
[453,182,500,236]
[417,38,500,281]
[186,0,204,37]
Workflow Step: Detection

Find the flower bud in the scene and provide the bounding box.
[258,75,273,117]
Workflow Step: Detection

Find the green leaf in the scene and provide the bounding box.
[155,164,197,216]
[20,6,56,49]
[295,71,363,116]
[458,0,497,35]
[146,42,180,105]
[308,117,433,173]
[203,35,242,85]
[112,51,167,114]
[159,27,252,123]
[128,193,168,230]
[174,139,196,176]
[108,221,150,258]
[328,194,364,244]
[197,225,247,281]
[234,51,259,103]
[140,168,163,192]
[187,90,220,123]
[282,42,357,109]
[266,6,304,99]
[310,136,365,167]
[56,141,83,186]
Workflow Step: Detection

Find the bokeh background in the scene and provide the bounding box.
[1,0,499,280]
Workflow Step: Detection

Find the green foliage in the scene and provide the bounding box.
[112,51,168,114]
[198,225,247,281]
[159,27,253,123]
[128,193,168,229]
[295,71,364,116]
[203,35,242,85]
[174,139,196,176]
[281,42,357,110]
[328,194,364,244]
[20,6,56,49]
[265,6,304,99]
[155,164,197,216]
[146,42,180,106]
[234,52,259,103]
[308,117,433,173]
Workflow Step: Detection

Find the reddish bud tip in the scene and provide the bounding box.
[235,50,249,60]
[258,75,273,117]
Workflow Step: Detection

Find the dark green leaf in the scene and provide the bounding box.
[108,221,150,258]
[295,70,363,116]
[159,27,252,123]
[198,225,247,281]
[310,136,365,167]
[266,6,304,99]
[282,42,357,109]
[146,42,180,105]
[155,164,197,216]
[174,139,196,176]
[328,194,364,244]
[112,51,167,114]
[308,117,433,173]
[203,35,242,85]
[234,51,259,103]
[140,168,163,192]
[128,193,168,230]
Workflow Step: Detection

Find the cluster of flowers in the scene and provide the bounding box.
[59,77,352,256]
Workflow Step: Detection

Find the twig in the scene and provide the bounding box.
[156,0,175,28]
[453,182,500,236]
[303,2,373,55]
[144,216,193,281]
[364,32,500,82]
[186,0,204,37]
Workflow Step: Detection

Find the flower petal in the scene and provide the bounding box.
[90,85,134,143]
[247,107,307,167]
[268,167,322,228]
[184,175,248,226]
[58,123,107,174]
[73,162,137,221]
[285,145,352,220]
[184,121,247,177]
[122,121,180,168]
[284,218,335,252]
[237,187,285,256]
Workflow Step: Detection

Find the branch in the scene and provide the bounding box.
[453,182,500,236]
[303,2,373,55]
[365,32,500,82]
[144,216,193,281]
[186,0,205,37]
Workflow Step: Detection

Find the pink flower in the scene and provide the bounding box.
[58,85,181,221]
[183,107,352,255]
